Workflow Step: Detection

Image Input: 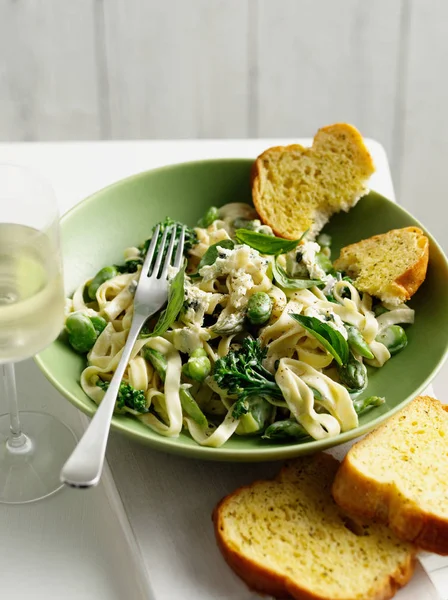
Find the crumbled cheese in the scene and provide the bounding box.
[304,305,348,340]
[199,245,268,281]
[229,271,253,309]
[182,279,215,325]
[172,325,210,354]
[301,241,327,280]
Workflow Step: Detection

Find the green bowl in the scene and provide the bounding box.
[35,159,448,461]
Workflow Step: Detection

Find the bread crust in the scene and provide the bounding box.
[333,226,429,303]
[251,124,375,240]
[213,453,416,600]
[332,397,448,555]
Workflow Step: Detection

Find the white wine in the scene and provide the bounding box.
[0,223,65,363]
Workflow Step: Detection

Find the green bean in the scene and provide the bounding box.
[246,292,273,325]
[376,325,407,355]
[236,396,273,435]
[198,206,220,228]
[346,325,374,360]
[66,312,98,353]
[353,395,385,415]
[337,352,367,391]
[179,388,208,427]
[142,347,167,382]
[89,315,107,336]
[262,419,308,441]
[88,266,118,300]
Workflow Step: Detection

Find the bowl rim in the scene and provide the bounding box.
[35,158,448,461]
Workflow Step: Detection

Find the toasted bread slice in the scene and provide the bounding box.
[332,396,448,555]
[251,123,375,240]
[333,226,429,306]
[213,453,415,600]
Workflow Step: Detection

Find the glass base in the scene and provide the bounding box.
[0,411,77,504]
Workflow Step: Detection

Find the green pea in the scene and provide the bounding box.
[337,352,367,391]
[346,325,374,360]
[142,347,167,382]
[186,353,211,382]
[89,315,107,336]
[246,292,273,325]
[179,388,208,427]
[191,348,207,358]
[262,419,308,441]
[376,325,407,355]
[198,206,220,228]
[66,312,98,353]
[88,266,118,300]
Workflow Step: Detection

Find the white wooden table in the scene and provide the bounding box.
[0,140,446,600]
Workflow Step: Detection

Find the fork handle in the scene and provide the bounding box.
[60,314,147,488]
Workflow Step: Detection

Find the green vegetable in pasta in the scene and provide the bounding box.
[140,217,198,259]
[232,218,263,231]
[290,314,349,366]
[96,379,147,412]
[89,315,107,336]
[345,325,374,360]
[262,419,309,441]
[353,395,385,415]
[211,312,245,335]
[246,292,273,325]
[374,304,389,317]
[66,312,99,353]
[214,338,283,418]
[115,258,143,274]
[194,239,235,274]
[197,206,220,228]
[272,259,321,290]
[87,266,118,300]
[235,229,305,256]
[183,348,211,382]
[142,347,167,382]
[316,233,332,247]
[236,396,274,435]
[179,387,208,427]
[376,325,408,355]
[337,352,367,391]
[315,251,335,275]
[141,266,186,338]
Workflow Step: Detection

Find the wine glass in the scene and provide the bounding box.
[0,164,77,504]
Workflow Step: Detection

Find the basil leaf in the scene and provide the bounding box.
[143,266,185,338]
[235,229,304,255]
[272,259,321,290]
[192,239,234,277]
[290,314,349,366]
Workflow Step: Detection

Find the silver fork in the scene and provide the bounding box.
[60,225,186,488]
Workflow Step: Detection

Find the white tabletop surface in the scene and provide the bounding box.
[0,139,446,600]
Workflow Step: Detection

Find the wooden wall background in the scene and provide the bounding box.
[0,0,446,246]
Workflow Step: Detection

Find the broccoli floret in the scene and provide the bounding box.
[96,380,147,412]
[140,217,198,258]
[213,338,283,418]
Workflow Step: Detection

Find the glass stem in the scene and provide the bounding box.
[1,363,29,451]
